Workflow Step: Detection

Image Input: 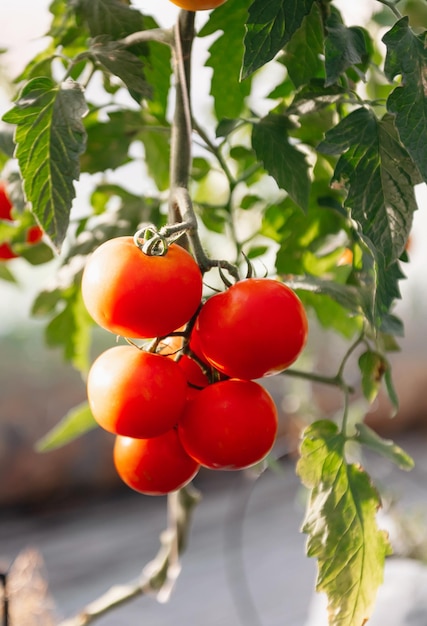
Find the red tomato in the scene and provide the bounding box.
[158,332,209,396]
[26,225,43,244]
[87,345,188,438]
[0,182,13,221]
[178,379,278,470]
[0,242,17,260]
[81,236,203,338]
[114,430,200,495]
[195,278,308,380]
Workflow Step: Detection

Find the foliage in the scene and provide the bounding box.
[1,0,426,624]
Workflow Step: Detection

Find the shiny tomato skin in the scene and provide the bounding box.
[178,379,278,470]
[87,346,188,439]
[81,237,203,339]
[158,333,209,397]
[195,278,308,380]
[168,0,227,10]
[114,431,200,495]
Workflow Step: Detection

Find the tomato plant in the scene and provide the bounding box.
[81,236,203,338]
[87,345,188,439]
[1,0,425,624]
[114,430,200,496]
[178,378,278,469]
[195,278,308,380]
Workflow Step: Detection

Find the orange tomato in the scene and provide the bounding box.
[168,0,228,10]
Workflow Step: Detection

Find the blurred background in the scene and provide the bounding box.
[1,2,427,625]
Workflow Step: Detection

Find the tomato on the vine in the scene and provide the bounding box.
[87,345,188,439]
[168,0,228,11]
[194,278,308,380]
[114,430,200,495]
[178,379,278,470]
[81,236,203,338]
[159,332,209,397]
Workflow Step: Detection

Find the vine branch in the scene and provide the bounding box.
[58,486,201,626]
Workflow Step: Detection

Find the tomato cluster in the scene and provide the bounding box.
[0,181,43,260]
[82,236,308,495]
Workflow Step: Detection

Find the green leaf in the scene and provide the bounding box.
[74,0,144,39]
[353,423,413,471]
[242,0,315,79]
[282,3,324,88]
[80,109,139,173]
[358,350,385,403]
[297,420,392,626]
[0,264,17,283]
[36,401,97,452]
[199,0,252,120]
[140,128,170,191]
[3,77,88,249]
[383,17,427,182]
[45,287,93,374]
[90,38,151,103]
[252,114,310,211]
[286,276,362,317]
[318,109,421,265]
[325,10,370,86]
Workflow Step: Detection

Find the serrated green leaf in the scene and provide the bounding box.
[3,77,88,249]
[74,0,144,39]
[318,109,420,264]
[90,38,151,103]
[252,114,310,210]
[36,401,97,452]
[297,420,391,626]
[383,17,427,182]
[353,423,413,471]
[282,3,324,88]
[358,350,385,403]
[325,10,370,86]
[242,0,315,79]
[199,0,252,120]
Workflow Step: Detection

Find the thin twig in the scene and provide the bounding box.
[118,28,174,48]
[58,486,201,626]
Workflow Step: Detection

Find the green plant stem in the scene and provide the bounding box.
[282,368,354,394]
[119,28,174,48]
[57,486,201,626]
[376,0,403,19]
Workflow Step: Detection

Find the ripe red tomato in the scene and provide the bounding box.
[195,278,308,380]
[87,345,188,438]
[114,430,200,495]
[0,182,13,221]
[178,379,278,470]
[168,0,227,10]
[26,225,43,244]
[81,236,203,339]
[0,242,17,260]
[158,332,209,396]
